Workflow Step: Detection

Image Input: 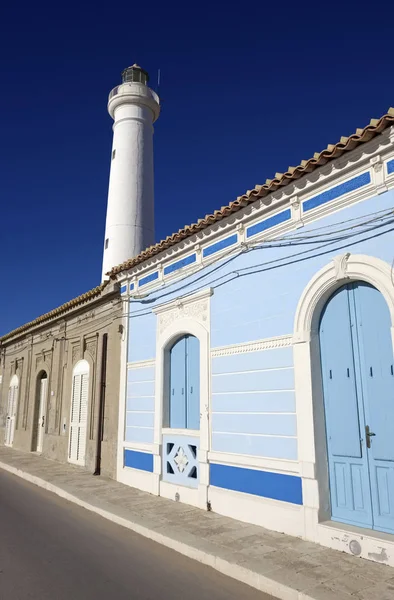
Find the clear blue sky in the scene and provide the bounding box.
[1,1,393,336]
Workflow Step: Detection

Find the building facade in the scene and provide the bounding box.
[111,111,394,565]
[0,280,122,478]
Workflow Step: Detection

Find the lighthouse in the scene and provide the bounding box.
[101,64,160,280]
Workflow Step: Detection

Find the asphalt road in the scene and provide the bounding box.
[0,470,271,599]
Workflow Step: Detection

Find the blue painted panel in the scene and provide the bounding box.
[303,172,371,212]
[126,412,154,428]
[121,285,127,294]
[129,282,134,291]
[212,369,294,393]
[211,432,298,460]
[125,426,154,444]
[212,348,293,374]
[212,413,296,436]
[186,335,200,430]
[353,282,394,533]
[127,380,155,398]
[128,311,156,362]
[162,434,199,487]
[126,397,155,412]
[164,254,196,275]
[139,271,159,287]
[124,449,153,472]
[203,234,238,258]
[320,284,373,528]
[387,159,394,175]
[169,337,187,428]
[210,463,302,505]
[127,367,155,383]
[212,391,296,413]
[246,209,291,239]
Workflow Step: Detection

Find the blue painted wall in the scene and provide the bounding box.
[125,187,394,466]
[126,366,155,444]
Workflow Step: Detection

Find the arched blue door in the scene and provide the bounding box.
[320,282,394,533]
[169,335,200,430]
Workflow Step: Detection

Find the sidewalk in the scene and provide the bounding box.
[0,447,393,600]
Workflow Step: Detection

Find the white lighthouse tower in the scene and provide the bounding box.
[101,64,160,280]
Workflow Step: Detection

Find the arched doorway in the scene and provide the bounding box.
[68,360,89,466]
[5,375,19,446]
[33,372,48,452]
[319,281,394,534]
[162,334,200,488]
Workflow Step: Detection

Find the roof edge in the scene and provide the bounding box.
[108,108,394,278]
[0,280,117,344]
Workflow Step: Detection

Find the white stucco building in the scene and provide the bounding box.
[103,74,394,566]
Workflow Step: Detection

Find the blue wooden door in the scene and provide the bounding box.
[186,335,200,430]
[169,337,187,428]
[353,283,394,533]
[320,282,394,533]
[320,284,372,528]
[169,335,200,430]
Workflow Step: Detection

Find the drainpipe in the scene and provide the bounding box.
[94,333,108,476]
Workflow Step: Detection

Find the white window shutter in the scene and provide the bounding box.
[68,371,89,465]
[77,374,88,463]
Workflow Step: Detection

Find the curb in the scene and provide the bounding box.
[0,460,316,600]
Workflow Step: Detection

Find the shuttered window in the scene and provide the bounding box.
[5,379,18,446]
[169,335,200,430]
[68,365,89,465]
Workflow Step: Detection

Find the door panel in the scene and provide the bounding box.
[169,337,187,428]
[353,282,394,532]
[320,285,373,527]
[37,377,47,453]
[186,335,200,430]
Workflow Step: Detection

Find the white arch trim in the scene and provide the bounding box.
[73,359,90,376]
[152,289,212,508]
[294,253,394,341]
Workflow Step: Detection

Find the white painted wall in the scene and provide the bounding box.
[102,81,160,279]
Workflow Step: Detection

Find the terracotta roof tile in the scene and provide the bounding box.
[108,107,394,278]
[0,281,110,343]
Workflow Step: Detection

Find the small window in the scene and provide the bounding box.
[112,149,116,160]
[105,238,109,249]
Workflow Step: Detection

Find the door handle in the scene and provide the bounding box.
[365,425,376,449]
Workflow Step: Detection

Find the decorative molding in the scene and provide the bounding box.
[370,155,388,194]
[127,359,155,370]
[77,310,95,324]
[153,288,213,335]
[211,334,293,357]
[333,252,351,281]
[85,338,97,361]
[71,343,81,364]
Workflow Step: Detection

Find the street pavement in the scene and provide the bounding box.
[0,469,269,599]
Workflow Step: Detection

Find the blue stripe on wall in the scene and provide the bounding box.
[211,391,296,413]
[246,209,291,239]
[124,449,153,472]
[125,426,154,444]
[212,413,297,436]
[210,463,302,505]
[164,254,196,275]
[139,271,159,287]
[212,347,293,374]
[203,234,238,258]
[387,159,394,175]
[212,368,294,393]
[130,282,134,291]
[303,172,371,212]
[211,432,298,460]
[121,285,127,294]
